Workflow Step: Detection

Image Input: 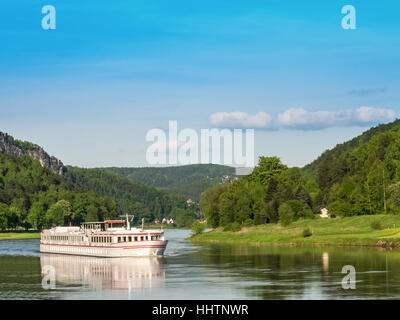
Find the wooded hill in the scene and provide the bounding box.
[0,152,118,230]
[0,133,198,230]
[104,164,237,201]
[64,166,197,225]
[200,119,400,229]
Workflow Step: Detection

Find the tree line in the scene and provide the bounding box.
[200,120,400,229]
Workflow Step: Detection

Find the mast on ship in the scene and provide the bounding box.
[120,214,134,230]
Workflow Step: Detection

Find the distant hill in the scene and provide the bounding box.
[299,118,400,215]
[103,164,238,201]
[64,166,194,222]
[302,119,400,190]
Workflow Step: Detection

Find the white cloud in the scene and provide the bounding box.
[209,107,397,130]
[209,111,273,129]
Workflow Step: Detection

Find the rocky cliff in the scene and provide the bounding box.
[0,131,65,175]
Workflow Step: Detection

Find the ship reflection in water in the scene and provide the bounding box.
[40,254,166,292]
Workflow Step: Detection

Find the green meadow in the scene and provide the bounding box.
[189,215,400,247]
[0,231,41,240]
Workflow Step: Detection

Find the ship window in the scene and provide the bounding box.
[134,236,138,241]
[128,236,132,242]
[118,237,121,243]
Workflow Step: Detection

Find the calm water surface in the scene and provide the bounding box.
[1,229,400,299]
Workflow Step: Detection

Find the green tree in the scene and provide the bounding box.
[85,204,99,222]
[7,207,22,229]
[200,184,227,228]
[46,200,72,227]
[0,203,9,231]
[27,201,46,230]
[191,220,206,235]
[250,156,287,186]
[279,202,295,226]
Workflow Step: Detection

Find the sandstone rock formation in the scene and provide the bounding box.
[0,131,65,175]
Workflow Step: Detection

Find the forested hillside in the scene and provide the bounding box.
[0,132,199,230]
[0,152,118,230]
[200,119,400,229]
[64,167,197,225]
[104,164,236,201]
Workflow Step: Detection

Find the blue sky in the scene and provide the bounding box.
[0,0,399,167]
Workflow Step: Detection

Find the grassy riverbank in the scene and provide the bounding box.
[0,231,41,240]
[189,215,400,247]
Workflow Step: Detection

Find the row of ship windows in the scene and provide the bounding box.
[43,235,84,241]
[116,235,161,243]
[43,235,161,243]
[91,235,161,243]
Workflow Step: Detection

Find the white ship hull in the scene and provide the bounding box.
[40,240,168,257]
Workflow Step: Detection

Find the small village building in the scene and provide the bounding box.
[320,207,330,218]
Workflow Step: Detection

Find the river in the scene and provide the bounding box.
[1,229,400,299]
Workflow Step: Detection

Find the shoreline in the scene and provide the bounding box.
[188,215,400,249]
[0,231,41,241]
[0,226,191,241]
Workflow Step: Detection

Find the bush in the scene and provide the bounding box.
[223,222,242,232]
[371,219,382,230]
[302,227,312,237]
[302,209,315,220]
[329,200,353,217]
[191,221,206,235]
[279,202,295,226]
[243,219,254,227]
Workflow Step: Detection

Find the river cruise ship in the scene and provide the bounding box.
[40,217,168,257]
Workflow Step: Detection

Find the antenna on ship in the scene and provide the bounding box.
[119,214,134,230]
[141,218,144,231]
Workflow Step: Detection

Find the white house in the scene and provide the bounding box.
[320,207,329,218]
